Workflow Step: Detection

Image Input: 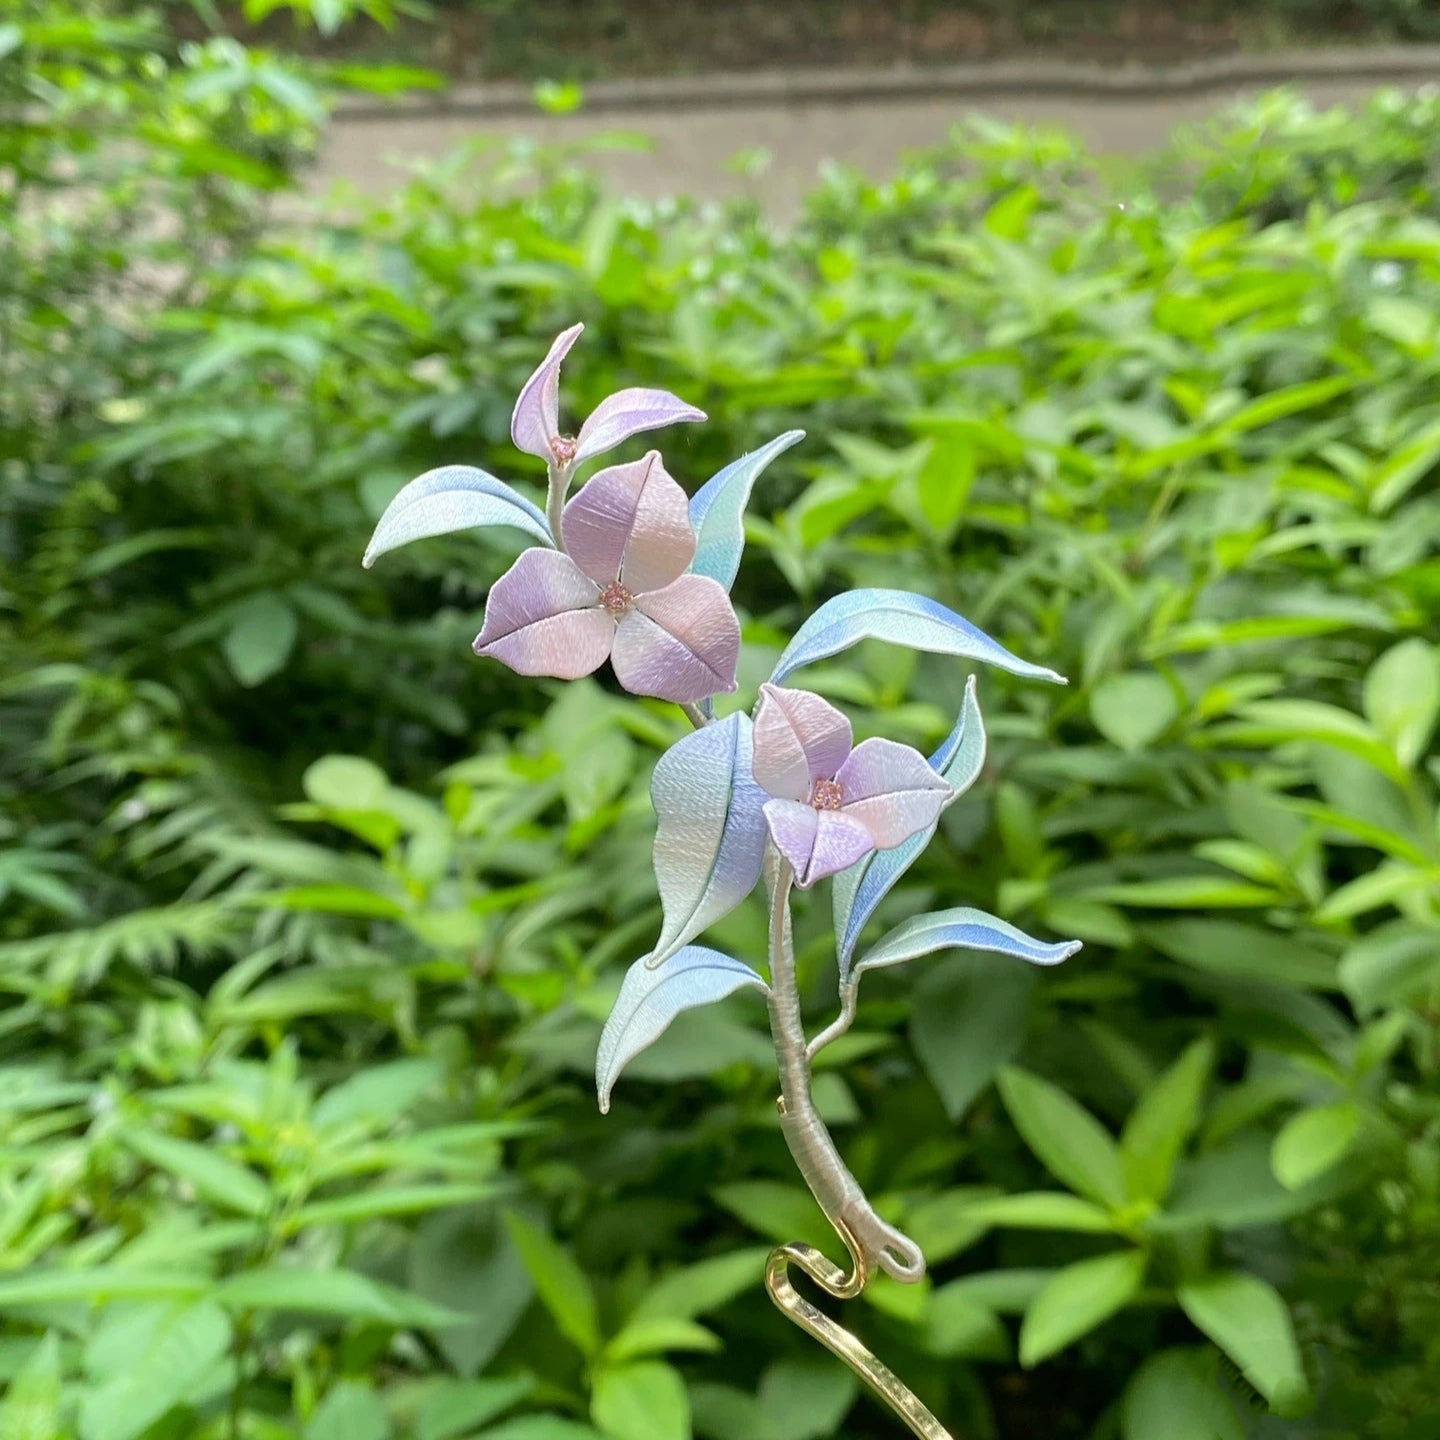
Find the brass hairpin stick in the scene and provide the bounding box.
[764,1218,955,1440]
[371,329,1073,1440]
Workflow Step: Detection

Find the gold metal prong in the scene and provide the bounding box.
[764,1221,955,1440]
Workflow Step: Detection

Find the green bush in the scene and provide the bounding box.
[2,7,1439,1438]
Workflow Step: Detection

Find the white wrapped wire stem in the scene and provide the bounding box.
[764,857,925,1284]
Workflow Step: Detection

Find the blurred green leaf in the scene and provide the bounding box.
[0,1333,61,1440]
[911,953,1037,1120]
[998,1068,1128,1209]
[1019,1250,1146,1366]
[222,592,298,687]
[1177,1272,1310,1415]
[504,1212,601,1358]
[1122,1347,1243,1440]
[1090,673,1178,754]
[1120,1038,1214,1203]
[81,1301,231,1440]
[216,1267,460,1327]
[591,1360,689,1440]
[1363,638,1440,770]
[121,1129,270,1218]
[1271,1102,1360,1190]
[305,1380,390,1440]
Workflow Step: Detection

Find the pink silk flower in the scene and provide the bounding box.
[512,323,705,469]
[752,683,952,887]
[474,451,741,705]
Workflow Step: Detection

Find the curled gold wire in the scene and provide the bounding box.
[764,1217,955,1440]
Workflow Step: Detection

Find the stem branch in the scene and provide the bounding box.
[806,980,858,1063]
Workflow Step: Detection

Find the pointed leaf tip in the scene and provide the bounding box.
[363,465,553,566]
[596,947,768,1112]
[689,430,807,591]
[772,589,1064,686]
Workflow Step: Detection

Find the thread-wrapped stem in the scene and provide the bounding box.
[545,458,573,551]
[764,857,925,1283]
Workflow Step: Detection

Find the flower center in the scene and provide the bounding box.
[811,778,843,811]
[551,434,577,465]
[600,581,634,617]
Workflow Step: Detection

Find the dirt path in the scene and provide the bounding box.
[317,50,1440,216]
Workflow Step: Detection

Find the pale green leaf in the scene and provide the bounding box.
[756,1356,857,1440]
[590,1360,689,1440]
[215,1266,460,1328]
[631,1248,771,1323]
[1176,1272,1310,1414]
[303,755,390,810]
[0,1333,61,1440]
[606,1317,720,1362]
[305,1380,390,1440]
[1019,1250,1146,1366]
[1271,1102,1360,1190]
[81,1301,231,1440]
[957,1192,1115,1234]
[1090,673,1178,753]
[121,1129,270,1219]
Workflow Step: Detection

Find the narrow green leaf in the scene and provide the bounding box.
[215,1266,461,1329]
[0,1333,61,1440]
[1143,921,1337,990]
[711,1182,831,1252]
[997,1067,1127,1208]
[1120,1038,1214,1203]
[312,1057,444,1131]
[1368,414,1440,513]
[285,1183,497,1232]
[590,1360,689,1440]
[1123,1347,1243,1440]
[631,1248,771,1323]
[1019,1250,1146,1366]
[1177,1272,1310,1414]
[121,1129,270,1219]
[0,1268,205,1309]
[1271,1103,1360,1190]
[503,1212,601,1358]
[957,1192,1115,1234]
[606,1317,720,1362]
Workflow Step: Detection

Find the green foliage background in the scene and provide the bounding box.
[2,3,1439,1437]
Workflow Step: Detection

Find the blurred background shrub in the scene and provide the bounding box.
[1,2,1438,1438]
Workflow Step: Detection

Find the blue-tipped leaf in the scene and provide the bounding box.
[689,430,805,591]
[834,676,987,977]
[597,946,769,1112]
[647,713,769,967]
[853,907,1080,985]
[363,465,552,568]
[771,589,1065,686]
